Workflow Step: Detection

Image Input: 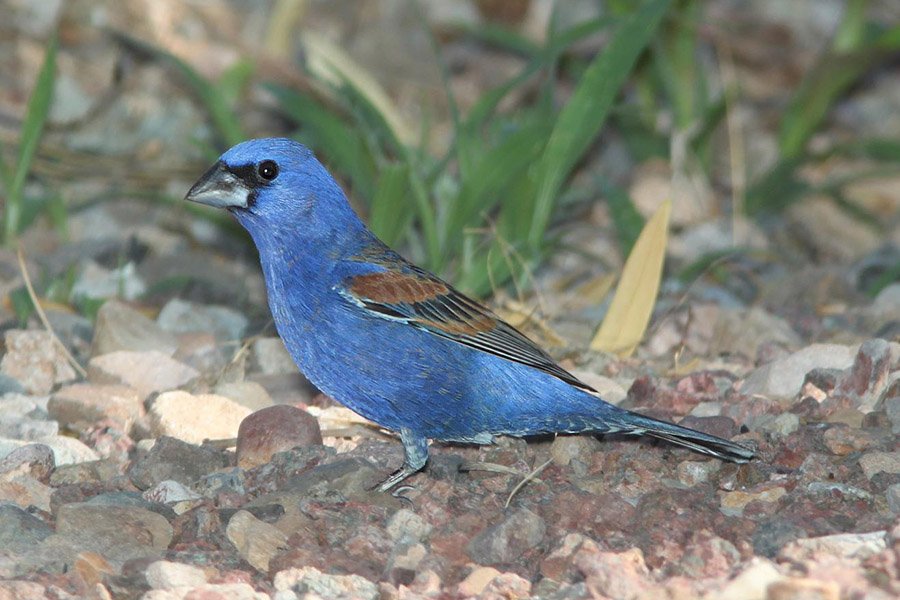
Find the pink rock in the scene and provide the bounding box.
[49,383,145,434]
[236,405,322,469]
[87,351,198,399]
[0,330,77,394]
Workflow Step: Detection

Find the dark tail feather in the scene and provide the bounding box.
[624,412,755,463]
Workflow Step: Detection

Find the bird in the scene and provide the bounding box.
[185,137,755,492]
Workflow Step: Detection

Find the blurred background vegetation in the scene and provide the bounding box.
[1,0,898,330]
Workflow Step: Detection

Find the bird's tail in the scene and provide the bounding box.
[618,410,755,463]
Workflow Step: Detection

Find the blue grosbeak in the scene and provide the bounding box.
[186,138,754,491]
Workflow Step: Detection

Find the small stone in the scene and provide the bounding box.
[91,300,178,356]
[73,261,146,301]
[0,581,46,599]
[214,381,274,412]
[49,384,144,434]
[386,509,432,544]
[236,405,322,469]
[778,531,887,562]
[140,583,268,599]
[226,510,289,572]
[145,560,207,589]
[574,546,657,600]
[37,435,100,465]
[0,374,25,395]
[128,436,228,490]
[157,298,248,342]
[0,504,52,553]
[766,577,840,600]
[740,344,857,399]
[858,451,900,480]
[821,426,878,455]
[720,486,787,516]
[0,330,77,395]
[73,551,114,590]
[755,413,800,437]
[713,557,784,600]
[149,391,251,445]
[833,338,896,412]
[549,435,603,469]
[273,566,379,600]
[0,443,55,483]
[250,337,299,375]
[0,473,52,511]
[55,503,173,566]
[885,396,900,434]
[88,351,198,399]
[456,566,502,596]
[676,460,721,487]
[886,484,900,514]
[142,480,202,505]
[468,508,546,564]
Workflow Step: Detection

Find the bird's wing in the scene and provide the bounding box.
[338,263,594,392]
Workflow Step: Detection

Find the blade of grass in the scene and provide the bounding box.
[3,34,57,245]
[368,162,412,247]
[590,198,671,356]
[528,0,672,248]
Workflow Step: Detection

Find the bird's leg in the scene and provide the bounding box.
[376,428,429,493]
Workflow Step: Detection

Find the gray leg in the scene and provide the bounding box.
[376,428,429,492]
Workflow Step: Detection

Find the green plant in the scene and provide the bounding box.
[1,34,58,245]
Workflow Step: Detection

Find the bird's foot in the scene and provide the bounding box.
[372,464,420,493]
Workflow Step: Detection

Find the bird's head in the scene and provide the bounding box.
[185,138,365,244]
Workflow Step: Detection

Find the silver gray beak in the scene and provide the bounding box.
[184,161,251,209]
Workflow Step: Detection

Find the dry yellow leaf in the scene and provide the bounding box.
[590,198,672,357]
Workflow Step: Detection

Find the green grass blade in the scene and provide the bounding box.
[368,162,411,247]
[3,34,57,245]
[527,0,672,248]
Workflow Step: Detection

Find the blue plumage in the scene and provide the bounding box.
[186,138,754,491]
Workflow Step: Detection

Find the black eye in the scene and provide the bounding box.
[257,160,278,181]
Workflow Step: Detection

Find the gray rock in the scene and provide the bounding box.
[72,260,146,301]
[0,375,25,395]
[128,436,228,490]
[91,300,178,357]
[386,508,433,544]
[859,451,900,480]
[157,298,248,342]
[0,444,54,482]
[250,337,299,375]
[886,484,900,514]
[740,344,857,399]
[0,505,52,553]
[0,415,58,440]
[886,396,900,435]
[468,508,546,564]
[214,381,274,412]
[55,503,173,567]
[273,565,379,600]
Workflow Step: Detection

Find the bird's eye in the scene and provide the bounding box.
[257,160,279,181]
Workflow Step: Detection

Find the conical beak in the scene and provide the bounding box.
[184,161,250,209]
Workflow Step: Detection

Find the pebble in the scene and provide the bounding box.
[55,503,174,566]
[574,546,658,600]
[676,460,721,487]
[468,508,546,564]
[720,486,787,516]
[128,436,228,490]
[140,583,269,600]
[88,351,199,399]
[778,531,887,562]
[157,298,248,342]
[858,451,900,480]
[386,508,432,544]
[0,504,52,553]
[273,566,379,600]
[49,383,144,434]
[225,509,289,572]
[711,557,784,600]
[0,330,77,395]
[886,484,900,514]
[0,473,52,511]
[456,566,502,596]
[740,344,857,399]
[214,381,274,412]
[149,391,251,444]
[250,337,299,375]
[145,560,207,589]
[0,443,54,482]
[91,300,178,356]
[766,577,839,600]
[236,405,322,469]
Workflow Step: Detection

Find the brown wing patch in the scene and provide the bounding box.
[349,272,449,304]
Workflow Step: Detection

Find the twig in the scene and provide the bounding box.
[16,246,87,378]
[505,458,552,508]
